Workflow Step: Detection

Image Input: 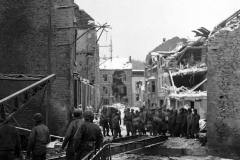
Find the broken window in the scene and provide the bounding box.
[136,94,140,101]
[178,48,203,68]
[173,73,207,91]
[136,81,142,91]
[151,81,155,92]
[122,73,127,82]
[103,99,109,105]
[124,86,127,95]
[103,74,108,81]
[159,100,164,108]
[103,86,108,94]
[119,86,124,94]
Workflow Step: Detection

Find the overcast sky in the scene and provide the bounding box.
[75,0,240,61]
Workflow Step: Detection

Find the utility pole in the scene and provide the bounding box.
[99,37,113,61]
[47,0,52,127]
[110,37,112,61]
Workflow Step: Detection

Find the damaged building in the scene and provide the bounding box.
[145,38,208,118]
[99,57,132,106]
[132,70,145,108]
[0,0,99,138]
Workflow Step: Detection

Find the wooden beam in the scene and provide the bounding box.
[15,126,63,139]
[189,78,207,92]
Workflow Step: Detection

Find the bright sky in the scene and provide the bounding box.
[75,0,240,61]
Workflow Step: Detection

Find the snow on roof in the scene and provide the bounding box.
[150,52,160,56]
[132,70,144,72]
[99,58,132,70]
[147,76,156,80]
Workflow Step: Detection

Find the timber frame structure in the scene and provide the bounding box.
[0,74,56,125]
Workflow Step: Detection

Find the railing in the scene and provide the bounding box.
[82,140,111,160]
[83,135,168,159]
[0,74,56,125]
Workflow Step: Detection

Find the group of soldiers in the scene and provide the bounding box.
[100,105,201,139]
[0,112,51,160]
[168,107,201,139]
[100,106,122,139]
[0,104,201,160]
[0,109,104,160]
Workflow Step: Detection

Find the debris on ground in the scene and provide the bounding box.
[162,137,203,149]
[112,154,233,160]
[46,140,65,159]
[112,137,232,160]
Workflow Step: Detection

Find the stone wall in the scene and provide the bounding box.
[207,19,240,159]
[0,0,76,136]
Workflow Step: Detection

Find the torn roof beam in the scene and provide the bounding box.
[171,67,207,77]
[189,78,207,92]
[172,73,207,90]
[169,91,207,101]
[166,46,204,62]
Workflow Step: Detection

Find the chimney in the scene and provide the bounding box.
[163,38,166,43]
[129,56,131,63]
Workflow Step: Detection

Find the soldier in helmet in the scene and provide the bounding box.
[131,109,136,118]
[0,108,21,160]
[74,110,103,160]
[124,108,132,136]
[111,109,122,139]
[138,107,147,135]
[100,106,110,137]
[27,113,50,160]
[61,108,83,160]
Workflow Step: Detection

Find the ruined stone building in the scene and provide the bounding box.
[0,0,99,136]
[165,40,208,118]
[145,39,208,118]
[145,52,161,109]
[132,70,145,108]
[74,8,100,111]
[99,57,132,107]
[207,9,240,159]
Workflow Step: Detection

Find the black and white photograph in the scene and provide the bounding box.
[0,0,239,160]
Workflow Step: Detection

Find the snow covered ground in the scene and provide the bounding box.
[112,155,232,160]
[111,137,232,160]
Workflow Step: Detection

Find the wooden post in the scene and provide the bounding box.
[46,0,52,128]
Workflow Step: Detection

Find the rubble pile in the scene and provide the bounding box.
[162,137,202,149]
[112,137,231,160]
[112,154,231,160]
[46,140,65,160]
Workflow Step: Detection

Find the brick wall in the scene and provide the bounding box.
[0,79,48,136]
[0,80,35,99]
[207,20,240,158]
[0,0,76,136]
